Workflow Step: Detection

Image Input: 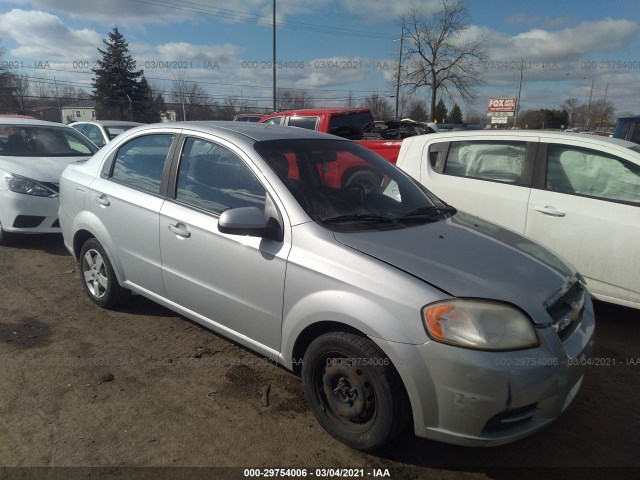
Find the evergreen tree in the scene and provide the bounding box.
[449,103,463,124]
[433,98,448,124]
[407,101,429,122]
[135,76,166,123]
[92,26,143,120]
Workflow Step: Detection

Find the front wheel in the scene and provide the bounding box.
[79,238,130,308]
[302,331,410,450]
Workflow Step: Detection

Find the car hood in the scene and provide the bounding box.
[333,212,575,324]
[0,155,89,182]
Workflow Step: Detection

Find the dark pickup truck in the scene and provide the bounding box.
[613,115,640,143]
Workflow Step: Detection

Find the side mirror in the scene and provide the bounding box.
[218,206,282,241]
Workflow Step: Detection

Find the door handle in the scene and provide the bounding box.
[169,223,191,238]
[534,206,565,217]
[95,194,110,206]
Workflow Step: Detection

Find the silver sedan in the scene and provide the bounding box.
[59,122,594,450]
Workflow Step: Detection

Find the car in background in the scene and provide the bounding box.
[232,114,264,122]
[0,118,99,244]
[60,121,593,450]
[396,130,640,309]
[613,115,640,143]
[70,120,144,148]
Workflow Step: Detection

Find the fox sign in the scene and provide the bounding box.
[487,98,517,112]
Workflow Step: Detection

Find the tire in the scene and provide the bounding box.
[79,238,130,308]
[301,331,410,450]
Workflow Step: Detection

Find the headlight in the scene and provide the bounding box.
[422,299,539,351]
[5,174,58,197]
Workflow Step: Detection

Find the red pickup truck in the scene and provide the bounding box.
[259,107,435,190]
[259,107,437,161]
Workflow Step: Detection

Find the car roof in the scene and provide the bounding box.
[135,120,347,143]
[0,118,74,128]
[70,120,145,127]
[413,129,638,150]
[260,107,371,119]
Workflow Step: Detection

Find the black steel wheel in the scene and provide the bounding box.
[302,331,410,450]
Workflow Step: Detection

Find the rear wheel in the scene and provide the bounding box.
[301,331,410,450]
[79,238,130,308]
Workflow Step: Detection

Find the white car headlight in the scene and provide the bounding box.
[422,299,539,351]
[5,174,58,197]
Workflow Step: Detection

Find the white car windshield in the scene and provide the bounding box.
[0,125,99,157]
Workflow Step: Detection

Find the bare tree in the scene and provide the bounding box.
[363,93,393,120]
[276,88,314,111]
[6,74,31,114]
[401,0,487,120]
[171,69,211,120]
[561,98,581,128]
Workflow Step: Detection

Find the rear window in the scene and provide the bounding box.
[443,140,527,184]
[288,116,318,130]
[328,112,373,140]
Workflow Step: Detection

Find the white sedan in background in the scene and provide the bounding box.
[0,118,98,244]
[70,120,143,148]
[397,130,640,309]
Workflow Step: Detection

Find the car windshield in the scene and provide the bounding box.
[0,125,99,157]
[254,139,452,231]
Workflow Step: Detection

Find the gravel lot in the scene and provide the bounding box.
[0,234,638,480]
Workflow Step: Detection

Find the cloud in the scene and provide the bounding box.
[0,9,101,61]
[486,18,637,62]
[6,0,333,27]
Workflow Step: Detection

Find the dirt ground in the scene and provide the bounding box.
[0,234,639,480]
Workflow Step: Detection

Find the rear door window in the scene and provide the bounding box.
[110,134,174,194]
[443,140,528,184]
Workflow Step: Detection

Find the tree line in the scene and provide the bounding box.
[0,1,622,128]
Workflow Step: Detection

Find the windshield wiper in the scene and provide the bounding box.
[403,205,457,218]
[319,213,395,224]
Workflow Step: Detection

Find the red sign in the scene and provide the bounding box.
[487,98,517,112]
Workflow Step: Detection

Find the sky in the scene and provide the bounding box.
[0,0,639,119]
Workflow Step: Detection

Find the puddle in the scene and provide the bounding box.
[0,318,52,348]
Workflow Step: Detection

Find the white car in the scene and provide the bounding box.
[396,130,640,309]
[70,120,143,148]
[0,119,98,244]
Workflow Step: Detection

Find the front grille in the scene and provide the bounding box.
[13,215,45,228]
[546,280,586,341]
[51,219,60,228]
[483,403,539,433]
